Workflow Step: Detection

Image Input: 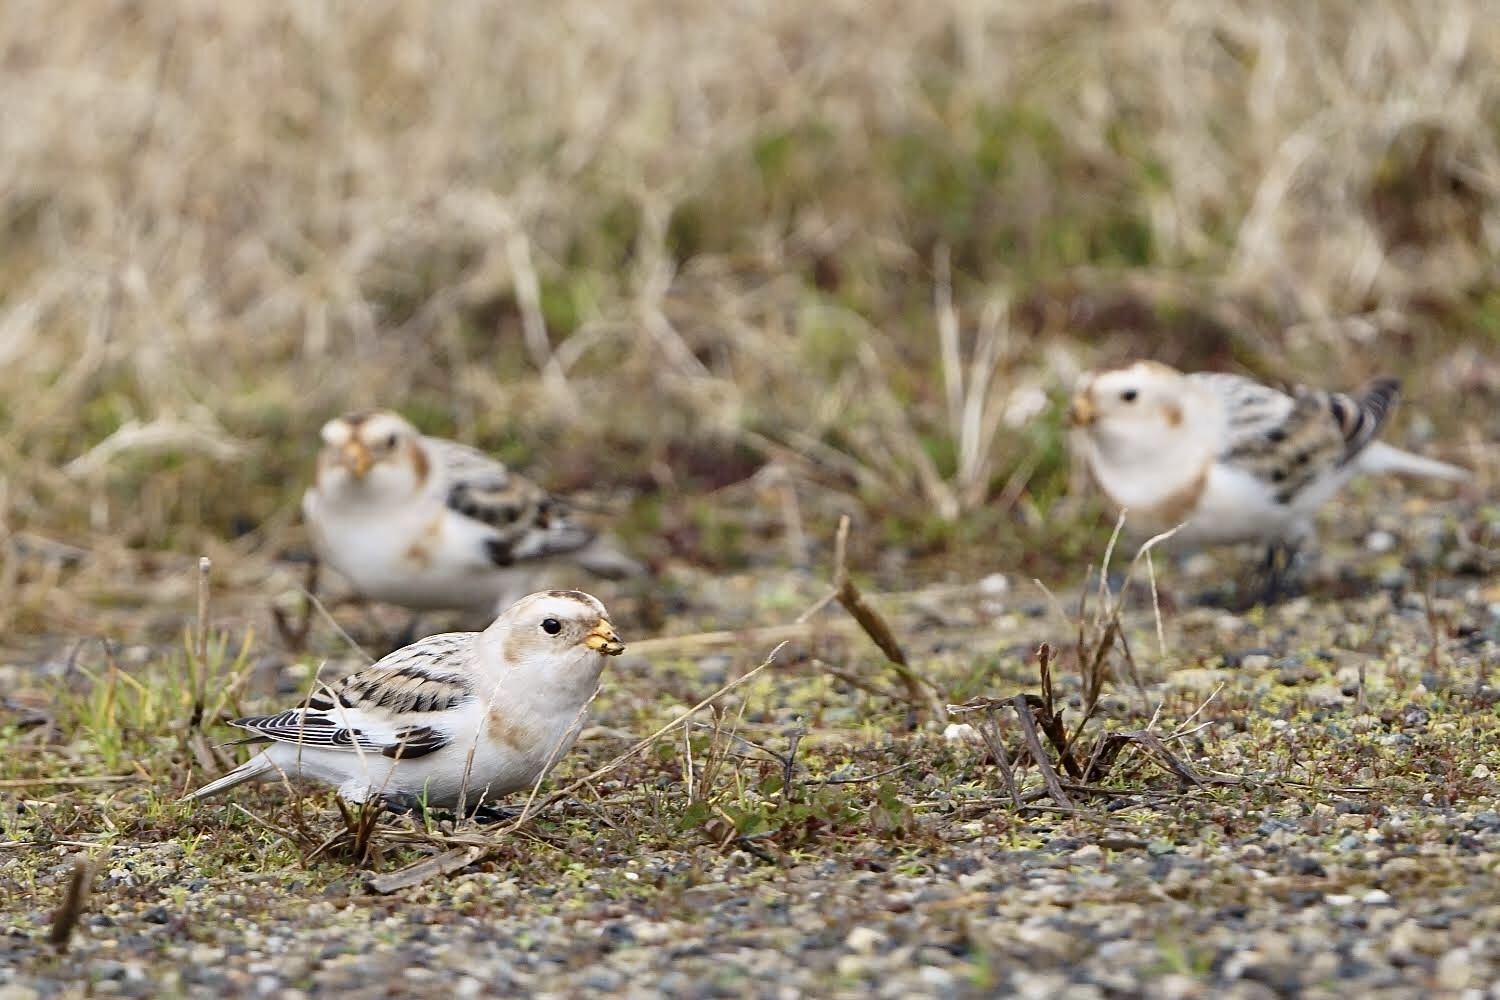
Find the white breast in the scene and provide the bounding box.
[303,486,512,614]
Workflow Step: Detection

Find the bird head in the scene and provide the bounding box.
[486,590,625,696]
[316,410,428,496]
[1068,361,1190,453]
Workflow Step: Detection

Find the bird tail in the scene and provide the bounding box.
[183,752,276,802]
[569,536,648,580]
[1358,441,1471,482]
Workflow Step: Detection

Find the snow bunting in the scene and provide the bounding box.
[302,410,643,620]
[1068,361,1469,597]
[187,590,625,809]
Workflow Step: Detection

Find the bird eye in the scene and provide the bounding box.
[383,432,399,450]
[541,617,562,635]
[1120,389,1139,403]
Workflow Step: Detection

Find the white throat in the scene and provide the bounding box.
[1083,390,1223,511]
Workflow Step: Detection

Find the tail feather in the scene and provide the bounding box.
[1358,441,1471,482]
[1329,377,1401,463]
[568,536,648,580]
[183,752,275,802]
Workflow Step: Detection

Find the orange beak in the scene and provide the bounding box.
[584,620,625,656]
[342,441,373,478]
[1067,392,1097,428]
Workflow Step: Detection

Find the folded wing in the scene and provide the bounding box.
[228,634,477,761]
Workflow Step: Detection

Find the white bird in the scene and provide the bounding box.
[187,590,625,810]
[1068,360,1469,599]
[302,410,643,622]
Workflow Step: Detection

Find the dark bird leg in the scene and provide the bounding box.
[379,791,429,817]
[468,803,524,824]
[387,614,423,654]
[1258,542,1301,606]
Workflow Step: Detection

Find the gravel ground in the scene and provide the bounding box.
[2,491,1498,999]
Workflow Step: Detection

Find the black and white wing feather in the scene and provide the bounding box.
[426,437,597,567]
[1193,373,1401,504]
[227,633,477,761]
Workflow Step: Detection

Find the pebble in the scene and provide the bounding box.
[845,926,886,956]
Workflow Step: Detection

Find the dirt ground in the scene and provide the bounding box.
[3,1,1500,997]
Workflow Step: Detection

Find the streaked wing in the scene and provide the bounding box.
[228,633,477,759]
[1190,373,1297,451]
[1193,373,1401,504]
[428,437,597,567]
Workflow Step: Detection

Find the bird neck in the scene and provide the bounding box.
[477,630,607,714]
[1087,398,1223,512]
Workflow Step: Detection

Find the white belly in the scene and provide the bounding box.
[305,492,512,613]
[261,717,585,808]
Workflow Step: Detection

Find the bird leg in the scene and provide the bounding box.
[467,803,523,824]
[378,791,431,817]
[1258,542,1301,606]
[386,614,424,654]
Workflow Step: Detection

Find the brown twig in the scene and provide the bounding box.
[826,515,947,728]
[1011,694,1073,808]
[978,707,1024,810]
[189,556,211,731]
[271,558,321,654]
[48,857,96,953]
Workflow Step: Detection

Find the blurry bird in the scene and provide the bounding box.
[1068,360,1469,601]
[187,590,625,810]
[301,410,644,631]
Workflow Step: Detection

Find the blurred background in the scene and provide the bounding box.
[0,0,1496,646]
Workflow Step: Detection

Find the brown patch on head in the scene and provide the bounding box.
[485,704,540,752]
[499,630,533,669]
[409,439,430,487]
[1164,401,1184,427]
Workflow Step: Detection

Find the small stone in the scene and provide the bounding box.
[978,573,1009,595]
[1436,947,1472,990]
[1472,763,1491,780]
[834,955,867,979]
[918,966,956,991]
[1242,654,1273,671]
[845,926,886,956]
[1365,530,1396,553]
[582,969,624,991]
[1362,889,1392,905]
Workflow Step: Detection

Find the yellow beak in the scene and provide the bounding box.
[1066,393,1096,429]
[342,441,373,478]
[584,621,625,656]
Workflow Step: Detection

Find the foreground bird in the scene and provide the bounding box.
[302,410,643,623]
[1068,361,1469,599]
[187,590,625,810]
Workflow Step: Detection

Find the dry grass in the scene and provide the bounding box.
[0,0,1495,616]
[3,7,1498,991]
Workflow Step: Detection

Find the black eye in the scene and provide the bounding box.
[384,432,400,449]
[541,617,562,635]
[1120,389,1138,403]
